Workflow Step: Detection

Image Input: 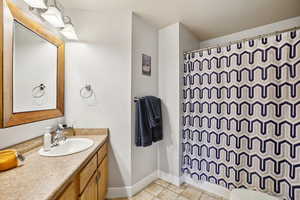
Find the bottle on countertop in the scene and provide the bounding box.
[43,127,52,151]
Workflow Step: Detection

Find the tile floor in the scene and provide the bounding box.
[109,179,225,200]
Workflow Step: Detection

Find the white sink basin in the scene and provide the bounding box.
[38,138,94,157]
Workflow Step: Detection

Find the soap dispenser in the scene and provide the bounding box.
[43,127,52,151]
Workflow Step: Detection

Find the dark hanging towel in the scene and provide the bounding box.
[135,96,163,147]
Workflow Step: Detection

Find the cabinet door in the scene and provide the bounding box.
[80,172,98,200]
[97,156,108,200]
[80,155,97,193]
[57,181,78,200]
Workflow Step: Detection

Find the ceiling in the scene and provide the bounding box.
[60,0,300,41]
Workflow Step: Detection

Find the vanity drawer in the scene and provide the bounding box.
[97,142,107,165]
[80,154,97,193]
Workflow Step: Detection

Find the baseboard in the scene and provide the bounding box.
[107,171,158,199]
[107,170,185,198]
[184,176,230,199]
[157,170,183,186]
[108,172,275,200]
[106,185,131,199]
[131,171,158,196]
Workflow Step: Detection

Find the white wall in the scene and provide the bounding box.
[178,23,201,178]
[0,118,64,149]
[199,16,300,48]
[131,14,158,185]
[0,0,64,149]
[64,9,133,188]
[158,23,180,183]
[158,23,199,184]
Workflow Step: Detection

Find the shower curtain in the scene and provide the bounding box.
[182,29,300,200]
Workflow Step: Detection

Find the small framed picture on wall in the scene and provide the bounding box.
[142,54,151,76]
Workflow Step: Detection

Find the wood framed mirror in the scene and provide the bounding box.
[0,0,65,127]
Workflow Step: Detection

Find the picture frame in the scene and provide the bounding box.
[142,54,151,76]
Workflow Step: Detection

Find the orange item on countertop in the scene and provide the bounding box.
[0,149,18,171]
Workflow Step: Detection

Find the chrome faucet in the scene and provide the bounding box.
[52,124,67,146]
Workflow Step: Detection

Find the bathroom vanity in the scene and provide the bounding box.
[0,131,108,200]
[57,136,108,200]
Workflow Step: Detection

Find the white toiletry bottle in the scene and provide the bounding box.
[43,127,52,151]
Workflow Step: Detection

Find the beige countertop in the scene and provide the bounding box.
[0,134,107,200]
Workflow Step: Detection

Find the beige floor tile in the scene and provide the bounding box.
[131,191,154,200]
[157,189,178,200]
[110,180,226,200]
[201,191,224,200]
[167,184,187,194]
[176,195,190,200]
[199,193,223,200]
[109,198,129,200]
[181,187,202,200]
[155,179,170,188]
[145,183,165,196]
[210,195,223,200]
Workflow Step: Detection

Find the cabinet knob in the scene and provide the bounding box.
[96,171,102,182]
[96,172,100,182]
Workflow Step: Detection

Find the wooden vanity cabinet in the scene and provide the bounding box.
[57,180,78,200]
[98,156,108,200]
[80,172,98,200]
[56,141,108,200]
[80,154,98,193]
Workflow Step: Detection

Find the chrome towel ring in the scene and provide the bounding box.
[80,84,94,99]
[32,83,46,98]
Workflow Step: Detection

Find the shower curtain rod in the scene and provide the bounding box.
[184,26,300,55]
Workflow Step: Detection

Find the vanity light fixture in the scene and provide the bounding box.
[41,0,65,28]
[24,0,78,40]
[41,6,64,28]
[60,24,78,40]
[23,0,47,9]
[60,16,78,40]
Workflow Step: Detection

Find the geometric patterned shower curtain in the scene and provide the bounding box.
[182,29,300,200]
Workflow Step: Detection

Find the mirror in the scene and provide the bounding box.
[13,21,58,113]
[0,0,65,127]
